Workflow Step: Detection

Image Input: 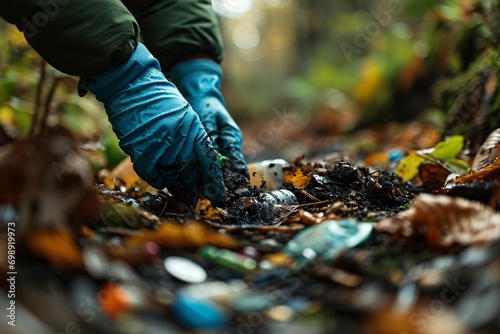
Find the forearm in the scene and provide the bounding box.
[122,0,223,73]
[0,0,139,76]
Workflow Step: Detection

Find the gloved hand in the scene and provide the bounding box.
[86,43,226,205]
[170,59,248,177]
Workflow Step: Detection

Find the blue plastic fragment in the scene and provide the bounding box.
[172,293,228,330]
[388,149,404,162]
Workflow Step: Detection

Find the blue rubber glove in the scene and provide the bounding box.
[170,59,248,177]
[86,43,226,205]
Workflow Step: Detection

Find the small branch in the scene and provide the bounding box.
[39,76,61,138]
[203,219,305,233]
[293,186,321,202]
[27,60,46,140]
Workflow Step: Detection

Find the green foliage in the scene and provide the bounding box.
[431,135,464,160]
[396,135,467,181]
[0,23,121,167]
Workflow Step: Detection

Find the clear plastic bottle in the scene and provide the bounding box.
[232,189,299,224]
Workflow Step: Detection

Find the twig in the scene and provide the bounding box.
[39,76,61,137]
[295,200,331,207]
[95,189,131,202]
[162,212,184,218]
[100,227,137,237]
[27,60,46,140]
[294,188,321,202]
[203,219,305,233]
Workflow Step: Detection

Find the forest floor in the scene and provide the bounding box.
[1,117,500,334]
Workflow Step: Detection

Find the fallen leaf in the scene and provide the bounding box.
[102,156,157,194]
[418,163,451,190]
[376,194,500,250]
[298,210,323,225]
[26,229,84,269]
[431,135,464,161]
[368,304,467,334]
[195,198,228,222]
[471,128,500,172]
[0,135,99,237]
[284,168,311,189]
[98,202,159,230]
[456,157,500,184]
[126,221,239,250]
[396,154,425,181]
[396,136,465,182]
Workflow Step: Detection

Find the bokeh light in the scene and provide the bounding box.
[232,23,261,50]
[212,0,254,18]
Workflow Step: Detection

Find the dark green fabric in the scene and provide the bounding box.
[0,0,139,76]
[122,0,224,72]
[0,0,223,76]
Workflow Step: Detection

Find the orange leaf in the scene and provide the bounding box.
[284,168,311,189]
[103,157,157,193]
[126,221,239,250]
[27,230,84,269]
[456,157,500,184]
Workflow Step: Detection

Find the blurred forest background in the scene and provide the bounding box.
[0,0,497,164]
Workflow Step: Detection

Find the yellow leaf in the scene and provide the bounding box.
[195,198,228,222]
[353,59,384,104]
[396,154,425,181]
[5,26,28,48]
[0,105,14,124]
[284,168,311,189]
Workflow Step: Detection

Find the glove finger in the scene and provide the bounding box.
[178,158,203,199]
[197,103,220,151]
[194,133,227,206]
[158,165,183,196]
[218,122,248,178]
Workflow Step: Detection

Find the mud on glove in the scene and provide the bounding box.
[86,43,226,205]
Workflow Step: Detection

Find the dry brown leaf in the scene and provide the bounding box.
[419,163,452,191]
[126,221,239,249]
[456,157,500,184]
[376,194,500,250]
[0,136,99,237]
[27,229,84,269]
[102,156,157,194]
[367,304,467,334]
[298,210,323,225]
[471,128,500,172]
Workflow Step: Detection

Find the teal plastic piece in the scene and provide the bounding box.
[284,218,374,263]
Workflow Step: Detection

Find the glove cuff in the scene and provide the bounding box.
[86,43,160,102]
[170,59,223,86]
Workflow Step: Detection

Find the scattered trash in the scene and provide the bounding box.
[248,159,289,190]
[284,219,374,264]
[164,256,208,284]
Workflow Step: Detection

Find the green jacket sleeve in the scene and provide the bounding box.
[0,0,139,76]
[122,0,224,73]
